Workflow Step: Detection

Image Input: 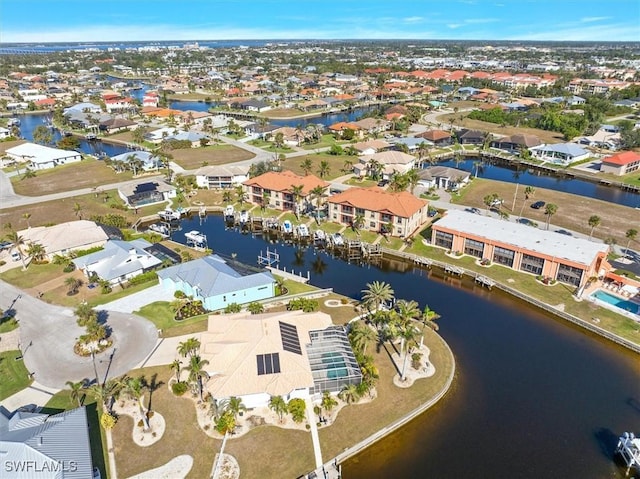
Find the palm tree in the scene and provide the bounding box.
[321,391,338,414]
[587,215,601,240]
[519,186,535,218]
[544,203,558,230]
[300,158,313,175]
[247,302,264,314]
[170,359,182,383]
[177,337,201,359]
[361,280,395,313]
[317,160,330,178]
[625,228,638,257]
[64,277,83,295]
[185,354,210,401]
[406,168,420,194]
[400,324,420,381]
[269,395,288,423]
[235,185,247,206]
[122,376,150,431]
[342,158,354,174]
[338,383,359,405]
[6,231,27,270]
[310,185,326,220]
[87,377,123,414]
[66,380,85,407]
[26,242,46,263]
[225,396,246,420]
[222,190,233,204]
[393,299,421,326]
[22,213,31,228]
[352,213,365,233]
[75,302,97,327]
[290,184,304,218]
[73,202,84,219]
[421,305,441,331]
[348,321,376,355]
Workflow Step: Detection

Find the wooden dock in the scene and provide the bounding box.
[475,274,495,289]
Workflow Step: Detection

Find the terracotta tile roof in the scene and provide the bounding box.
[243,170,329,195]
[328,122,360,131]
[328,187,427,218]
[601,151,640,166]
[417,129,452,141]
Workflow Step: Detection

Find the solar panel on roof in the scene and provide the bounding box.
[279,321,302,355]
[256,353,281,375]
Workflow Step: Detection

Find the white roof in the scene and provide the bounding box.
[19,220,108,256]
[6,142,80,164]
[435,210,608,267]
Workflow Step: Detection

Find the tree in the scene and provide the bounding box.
[122,376,150,431]
[587,215,601,240]
[247,302,264,314]
[177,337,201,359]
[65,380,85,407]
[287,398,306,423]
[406,168,420,194]
[321,391,338,413]
[87,377,123,414]
[222,191,233,204]
[75,302,97,327]
[399,323,420,381]
[21,168,36,180]
[483,193,501,210]
[269,395,288,423]
[290,184,304,218]
[352,213,365,233]
[348,321,376,355]
[131,127,145,145]
[300,157,313,175]
[225,396,246,420]
[393,299,421,327]
[318,160,330,178]
[361,281,394,313]
[274,132,285,150]
[519,186,535,218]
[6,231,26,270]
[544,203,558,230]
[421,305,441,331]
[215,411,236,435]
[235,185,247,206]
[338,383,359,405]
[22,213,31,228]
[32,125,53,145]
[342,158,354,173]
[185,354,210,401]
[170,359,182,383]
[625,228,638,256]
[64,277,83,295]
[73,202,84,219]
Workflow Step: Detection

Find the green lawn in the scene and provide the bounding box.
[280,153,350,181]
[0,350,33,400]
[345,178,377,187]
[44,391,108,479]
[0,315,19,333]
[316,222,344,234]
[342,228,379,244]
[300,134,340,150]
[281,278,317,295]
[135,301,209,337]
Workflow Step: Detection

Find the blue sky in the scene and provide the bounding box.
[2,0,639,43]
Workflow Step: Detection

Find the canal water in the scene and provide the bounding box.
[175,214,639,478]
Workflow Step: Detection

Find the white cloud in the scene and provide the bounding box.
[403,16,423,24]
[447,24,464,29]
[512,23,639,41]
[580,16,612,23]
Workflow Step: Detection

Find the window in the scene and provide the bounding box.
[356,208,365,215]
[520,253,544,275]
[434,231,453,249]
[396,216,402,224]
[493,246,515,267]
[464,238,484,258]
[381,214,392,223]
[556,264,583,287]
[370,221,376,228]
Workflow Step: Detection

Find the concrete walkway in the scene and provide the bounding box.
[305,396,323,469]
[0,381,59,412]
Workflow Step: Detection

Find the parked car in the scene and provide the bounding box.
[467,207,482,215]
[10,251,21,262]
[531,201,546,209]
[377,179,389,187]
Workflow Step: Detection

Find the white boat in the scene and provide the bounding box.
[297,224,309,237]
[148,223,169,236]
[239,210,249,224]
[86,133,98,141]
[331,232,344,246]
[314,229,326,242]
[7,118,20,127]
[282,220,293,234]
[224,205,235,221]
[616,432,640,476]
[158,208,181,221]
[185,230,207,244]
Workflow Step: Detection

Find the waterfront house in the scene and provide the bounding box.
[73,239,162,285]
[351,139,392,155]
[99,117,138,134]
[195,164,250,189]
[199,310,362,408]
[243,170,329,213]
[157,254,275,311]
[0,127,11,139]
[456,129,486,145]
[530,143,590,165]
[354,150,417,179]
[415,129,453,146]
[118,180,177,208]
[327,187,429,237]
[599,151,640,176]
[418,166,470,190]
[18,220,109,260]
[5,142,82,170]
[0,407,95,479]
[431,209,609,288]
[164,130,209,147]
[491,133,542,153]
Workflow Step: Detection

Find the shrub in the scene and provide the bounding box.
[286,298,318,312]
[224,302,242,314]
[63,264,75,273]
[340,298,349,305]
[128,271,158,285]
[174,290,187,299]
[100,412,117,430]
[288,398,306,423]
[137,419,144,428]
[411,352,423,369]
[172,381,188,396]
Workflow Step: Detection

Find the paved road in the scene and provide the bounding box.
[0,281,158,388]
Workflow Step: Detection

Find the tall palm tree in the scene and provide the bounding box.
[75,302,97,327]
[122,376,150,431]
[66,380,85,407]
[235,185,247,206]
[73,202,84,219]
[361,281,395,312]
[421,304,441,331]
[625,228,638,257]
[64,277,83,296]
[22,213,31,228]
[400,324,420,381]
[321,391,338,413]
[348,321,377,355]
[310,185,326,220]
[300,158,313,175]
[318,160,330,178]
[519,186,535,218]
[588,215,601,240]
[222,190,233,204]
[406,168,420,194]
[225,396,246,420]
[170,359,182,383]
[6,231,27,270]
[26,242,46,263]
[342,158,354,174]
[290,184,304,218]
[352,213,365,233]
[269,395,287,422]
[177,337,201,359]
[87,377,123,414]
[185,354,210,401]
[544,203,558,230]
[393,299,421,327]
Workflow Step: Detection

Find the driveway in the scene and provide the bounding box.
[101,283,169,313]
[0,281,158,389]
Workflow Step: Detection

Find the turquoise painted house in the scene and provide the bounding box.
[157,254,275,311]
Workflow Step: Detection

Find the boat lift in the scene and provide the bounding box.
[257,248,280,267]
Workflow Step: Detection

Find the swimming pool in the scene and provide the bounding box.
[590,289,639,316]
